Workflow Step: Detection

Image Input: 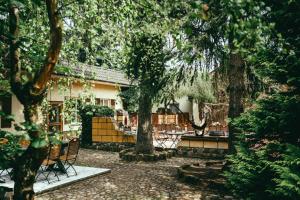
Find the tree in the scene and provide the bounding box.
[124,30,172,154]
[1,0,62,199]
[112,0,185,155]
[223,0,300,199]
[179,0,269,149]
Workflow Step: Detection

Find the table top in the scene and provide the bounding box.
[166,132,186,135]
[124,130,137,135]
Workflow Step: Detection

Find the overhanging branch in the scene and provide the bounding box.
[31,0,62,96]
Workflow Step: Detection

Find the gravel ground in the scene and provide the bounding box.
[36,149,233,200]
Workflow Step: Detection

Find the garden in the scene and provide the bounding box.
[0,1,299,200]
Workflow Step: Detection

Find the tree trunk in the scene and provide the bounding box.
[135,92,154,154]
[13,104,48,200]
[228,53,245,149]
[7,1,62,199]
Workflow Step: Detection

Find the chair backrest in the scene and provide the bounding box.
[49,144,61,161]
[66,138,80,160]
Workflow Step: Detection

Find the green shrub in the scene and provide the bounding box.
[233,94,300,145]
[225,142,300,200]
[0,130,22,169]
[79,104,114,145]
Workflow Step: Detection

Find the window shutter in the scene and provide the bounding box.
[1,95,12,128]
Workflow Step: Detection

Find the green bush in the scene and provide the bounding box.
[0,130,22,169]
[233,94,300,145]
[79,104,114,145]
[225,142,300,200]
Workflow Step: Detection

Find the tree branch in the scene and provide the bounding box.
[8,3,22,95]
[31,0,62,96]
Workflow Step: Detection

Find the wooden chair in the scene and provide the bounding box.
[59,138,80,177]
[36,144,61,184]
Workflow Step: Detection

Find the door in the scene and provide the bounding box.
[48,101,63,132]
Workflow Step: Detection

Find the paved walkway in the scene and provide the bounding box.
[36,149,232,200]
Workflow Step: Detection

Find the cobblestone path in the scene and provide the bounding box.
[36,149,232,200]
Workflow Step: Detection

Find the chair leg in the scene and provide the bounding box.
[36,166,47,182]
[6,169,13,179]
[68,162,77,176]
[45,167,60,184]
[63,160,77,177]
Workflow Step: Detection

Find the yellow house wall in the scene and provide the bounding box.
[178,138,229,149]
[7,77,125,132]
[92,117,135,143]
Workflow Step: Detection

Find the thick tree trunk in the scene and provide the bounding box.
[13,104,48,200]
[136,93,154,154]
[7,1,62,199]
[228,53,245,149]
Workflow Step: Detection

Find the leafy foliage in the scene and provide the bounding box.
[224,1,300,199]
[176,73,216,104]
[225,143,300,200]
[118,86,139,114]
[234,94,300,145]
[124,30,173,100]
[0,130,22,169]
[79,104,114,145]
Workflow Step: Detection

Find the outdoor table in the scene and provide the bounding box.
[155,131,169,148]
[123,131,136,143]
[166,131,185,148]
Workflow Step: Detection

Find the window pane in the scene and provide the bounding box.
[104,99,109,106]
[95,98,100,105]
[111,99,116,109]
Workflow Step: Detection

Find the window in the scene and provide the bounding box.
[104,99,109,106]
[48,101,63,132]
[111,99,116,109]
[158,114,177,125]
[95,98,116,109]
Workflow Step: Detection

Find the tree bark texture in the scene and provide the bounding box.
[7,1,63,199]
[31,0,63,96]
[228,53,245,147]
[13,105,48,200]
[135,92,154,154]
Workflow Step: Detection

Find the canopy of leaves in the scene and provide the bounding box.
[176,73,216,104]
[124,30,173,99]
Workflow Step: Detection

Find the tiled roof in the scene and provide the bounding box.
[55,62,130,86]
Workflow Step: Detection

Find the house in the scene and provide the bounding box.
[0,63,130,132]
[0,62,198,133]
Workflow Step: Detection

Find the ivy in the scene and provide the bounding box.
[79,104,114,145]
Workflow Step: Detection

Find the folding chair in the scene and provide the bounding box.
[155,130,169,148]
[59,138,80,177]
[36,144,61,184]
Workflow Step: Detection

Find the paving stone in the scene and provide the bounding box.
[36,148,233,200]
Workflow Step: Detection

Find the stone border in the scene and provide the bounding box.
[83,142,228,160]
[82,142,135,152]
[176,147,227,159]
[119,148,175,162]
[177,160,225,185]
